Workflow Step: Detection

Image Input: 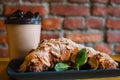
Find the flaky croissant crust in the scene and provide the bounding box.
[18,38,118,72]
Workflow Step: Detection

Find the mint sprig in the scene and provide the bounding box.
[75,48,87,70]
[54,62,70,71]
[54,48,87,71]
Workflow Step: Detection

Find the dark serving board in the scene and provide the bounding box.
[7,59,120,80]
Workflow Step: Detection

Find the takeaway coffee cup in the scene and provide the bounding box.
[5,10,41,59]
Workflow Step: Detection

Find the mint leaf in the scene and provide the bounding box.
[55,62,70,71]
[75,48,87,70]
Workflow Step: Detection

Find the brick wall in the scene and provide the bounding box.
[0,0,120,58]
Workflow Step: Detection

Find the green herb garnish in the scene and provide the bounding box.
[75,48,87,70]
[54,62,70,71]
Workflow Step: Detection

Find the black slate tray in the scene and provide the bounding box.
[7,59,120,80]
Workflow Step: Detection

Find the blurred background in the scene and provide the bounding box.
[0,0,120,59]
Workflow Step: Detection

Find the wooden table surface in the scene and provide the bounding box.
[0,55,120,80]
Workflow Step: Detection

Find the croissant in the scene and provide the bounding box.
[18,38,118,72]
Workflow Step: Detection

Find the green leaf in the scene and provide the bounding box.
[54,62,70,71]
[75,48,87,70]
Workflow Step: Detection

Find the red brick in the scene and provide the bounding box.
[5,5,46,16]
[0,34,7,44]
[41,33,60,40]
[115,45,120,52]
[65,33,103,43]
[94,44,112,54]
[108,7,120,16]
[0,48,9,58]
[22,0,42,2]
[64,18,83,29]
[42,18,61,30]
[107,18,120,29]
[51,5,89,16]
[0,20,6,31]
[92,5,107,16]
[92,0,109,3]
[69,0,88,3]
[111,0,120,4]
[86,18,104,29]
[0,0,18,3]
[107,32,120,42]
[48,0,64,2]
